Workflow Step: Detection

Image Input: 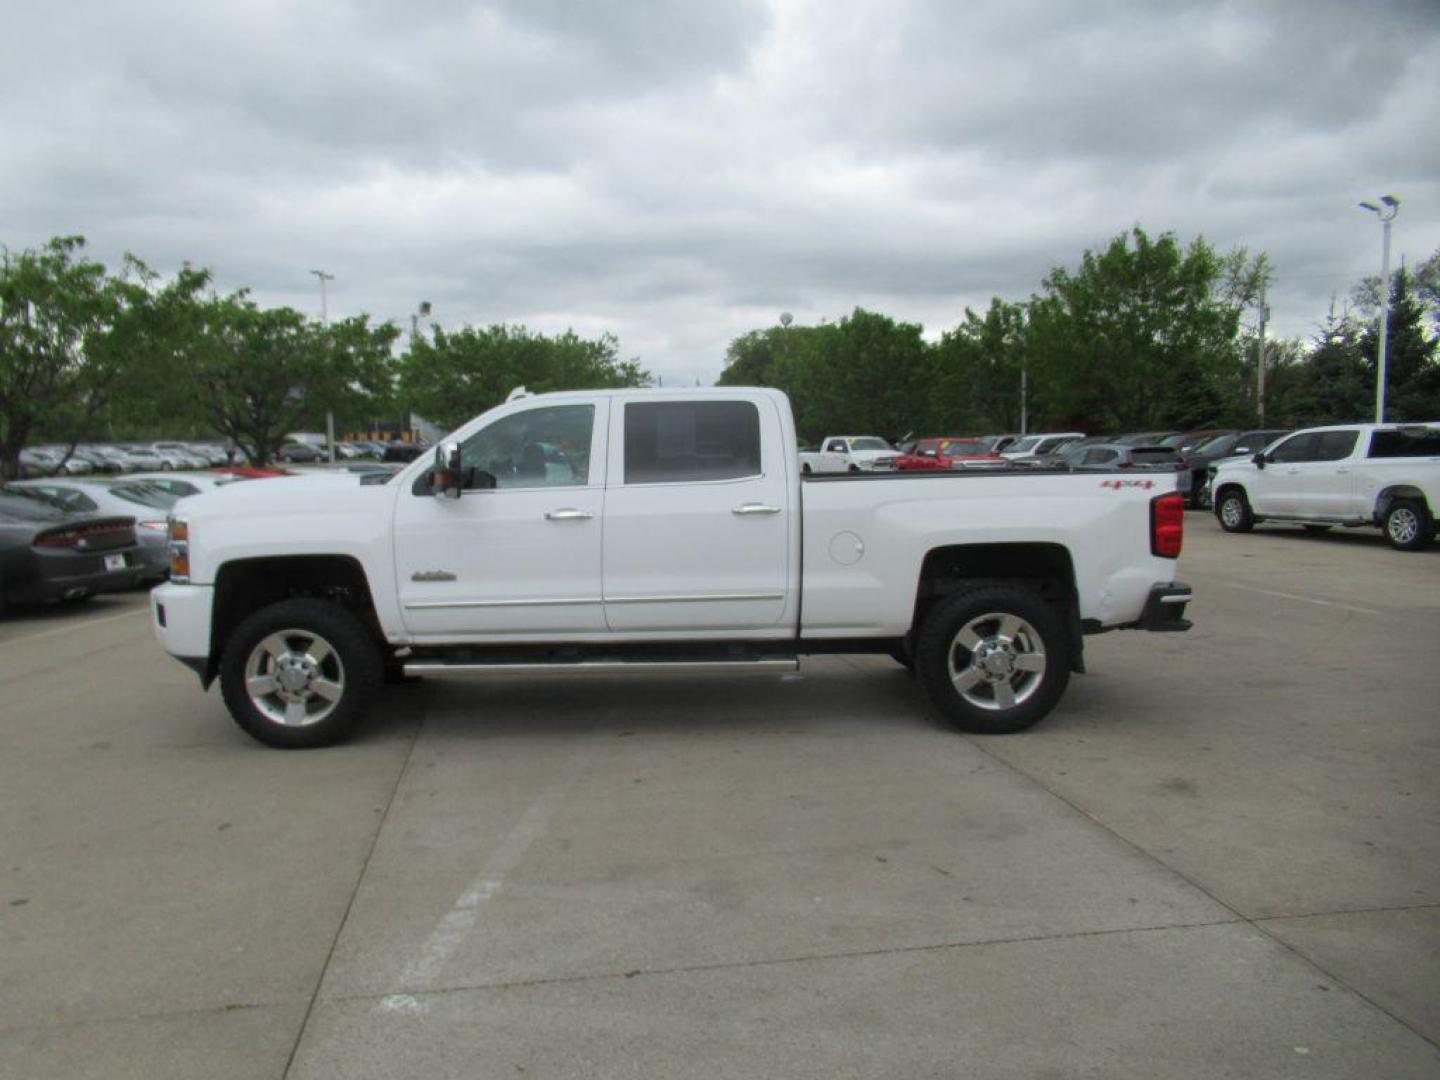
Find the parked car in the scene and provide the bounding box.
[798,436,899,473]
[101,445,166,471]
[381,442,428,464]
[0,492,146,613]
[895,437,1005,470]
[1210,422,1440,550]
[978,434,1022,453]
[1000,432,1086,461]
[149,442,211,469]
[1064,443,1188,496]
[70,447,124,474]
[1159,429,1230,454]
[1113,431,1181,447]
[8,479,179,581]
[1185,429,1291,508]
[126,472,253,500]
[277,442,326,464]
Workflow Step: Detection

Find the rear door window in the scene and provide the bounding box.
[1314,430,1359,461]
[624,401,762,484]
[1368,429,1440,457]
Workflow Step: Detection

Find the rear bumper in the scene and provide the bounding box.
[1137,582,1193,632]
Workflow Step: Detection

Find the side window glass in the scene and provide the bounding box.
[1315,430,1358,461]
[1083,448,1113,465]
[459,405,594,490]
[825,439,844,453]
[625,401,761,484]
[1269,434,1317,464]
[1369,429,1440,457]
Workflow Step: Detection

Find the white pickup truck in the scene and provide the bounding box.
[151,388,1192,748]
[798,436,899,473]
[1211,422,1440,551]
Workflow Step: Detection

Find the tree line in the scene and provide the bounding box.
[719,228,1440,443]
[4,228,1437,478]
[0,237,648,477]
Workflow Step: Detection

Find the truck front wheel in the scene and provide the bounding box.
[915,585,1070,735]
[1215,489,1254,533]
[219,598,382,748]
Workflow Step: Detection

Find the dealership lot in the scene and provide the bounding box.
[1,517,1437,1079]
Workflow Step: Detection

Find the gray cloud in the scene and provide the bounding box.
[2,0,1436,389]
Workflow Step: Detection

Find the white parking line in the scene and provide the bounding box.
[388,749,591,1002]
[0,606,149,648]
[1217,583,1382,617]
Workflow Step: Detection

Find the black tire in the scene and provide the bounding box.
[914,584,1070,735]
[1215,488,1254,533]
[848,464,861,473]
[1382,498,1432,552]
[888,643,915,672]
[219,598,382,748]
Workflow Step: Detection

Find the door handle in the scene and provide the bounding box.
[544,508,594,521]
[732,503,782,515]
[1335,467,1349,474]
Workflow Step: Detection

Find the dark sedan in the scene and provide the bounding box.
[0,493,147,614]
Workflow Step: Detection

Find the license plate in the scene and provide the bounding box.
[104,553,126,571]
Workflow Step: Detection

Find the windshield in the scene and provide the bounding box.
[111,484,179,508]
[848,438,891,451]
[1194,434,1236,454]
[1006,436,1040,454]
[939,439,988,456]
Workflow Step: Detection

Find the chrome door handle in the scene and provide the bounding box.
[545,508,594,521]
[732,503,782,515]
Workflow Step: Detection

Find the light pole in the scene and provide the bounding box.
[310,270,336,461]
[1358,195,1399,423]
[407,302,433,441]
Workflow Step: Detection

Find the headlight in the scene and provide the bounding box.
[167,518,190,581]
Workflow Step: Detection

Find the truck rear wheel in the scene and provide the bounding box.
[1383,498,1432,551]
[915,585,1070,735]
[219,598,382,748]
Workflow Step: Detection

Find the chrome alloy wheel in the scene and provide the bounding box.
[1387,507,1420,546]
[1220,496,1244,529]
[946,611,1047,711]
[243,629,346,728]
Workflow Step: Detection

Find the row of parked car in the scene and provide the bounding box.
[18,435,431,476]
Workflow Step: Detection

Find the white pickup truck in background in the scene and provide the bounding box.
[151,388,1192,748]
[798,435,899,473]
[1211,422,1440,550]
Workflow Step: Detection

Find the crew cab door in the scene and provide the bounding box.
[602,397,792,632]
[1251,432,1317,515]
[1298,429,1361,519]
[393,400,608,638]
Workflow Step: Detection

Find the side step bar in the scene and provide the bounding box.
[403,657,801,678]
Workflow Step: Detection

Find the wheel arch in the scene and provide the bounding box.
[204,555,382,688]
[910,543,1083,673]
[1374,484,1430,522]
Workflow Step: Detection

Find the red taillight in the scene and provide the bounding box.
[1151,491,1184,558]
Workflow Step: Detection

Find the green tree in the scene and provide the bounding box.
[932,300,1027,434]
[1025,228,1256,432]
[0,236,209,478]
[1365,267,1439,421]
[182,295,400,466]
[398,324,648,431]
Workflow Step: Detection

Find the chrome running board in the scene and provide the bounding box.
[403,657,800,678]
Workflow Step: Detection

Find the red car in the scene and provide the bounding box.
[895,438,1005,470]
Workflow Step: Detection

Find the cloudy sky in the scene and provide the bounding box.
[3,0,1436,386]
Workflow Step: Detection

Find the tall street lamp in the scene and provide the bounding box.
[1358,195,1400,423]
[310,270,337,462]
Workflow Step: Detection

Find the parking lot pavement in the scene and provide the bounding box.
[2,520,1438,1079]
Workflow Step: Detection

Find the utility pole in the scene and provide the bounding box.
[1019,364,1028,436]
[1359,196,1400,423]
[310,269,337,462]
[1256,276,1268,425]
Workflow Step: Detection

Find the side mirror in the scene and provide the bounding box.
[432,442,463,499]
[1251,451,1266,469]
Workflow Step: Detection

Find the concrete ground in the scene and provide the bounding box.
[1,515,1437,1079]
